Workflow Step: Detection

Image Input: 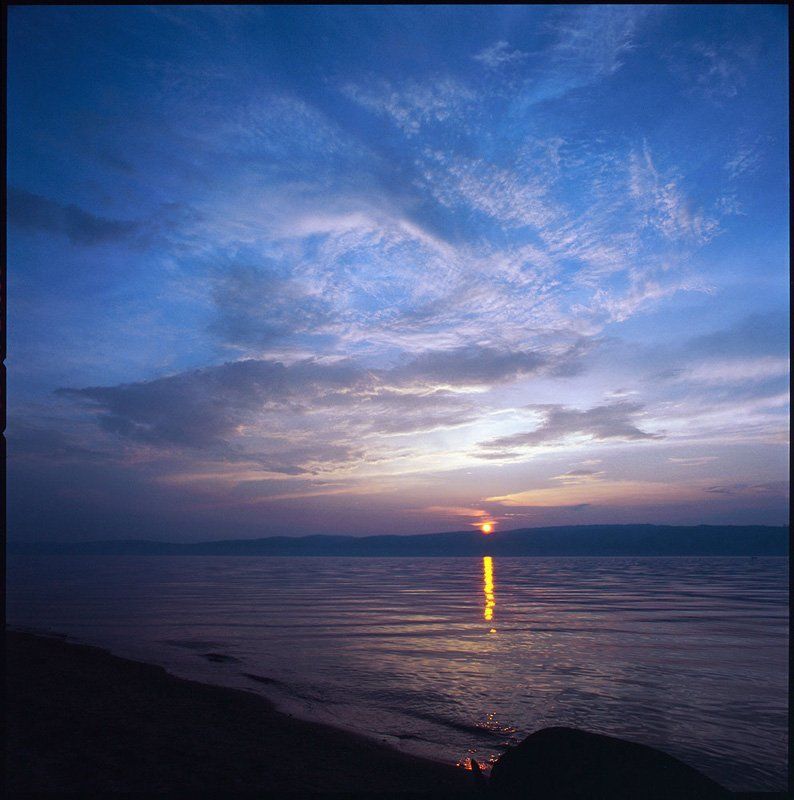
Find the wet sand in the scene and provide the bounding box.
[6,631,477,796]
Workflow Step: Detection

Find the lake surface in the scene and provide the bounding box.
[7,555,788,791]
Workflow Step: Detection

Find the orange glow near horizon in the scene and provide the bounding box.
[481,522,493,534]
[483,556,495,623]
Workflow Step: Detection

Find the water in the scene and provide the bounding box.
[6,555,788,791]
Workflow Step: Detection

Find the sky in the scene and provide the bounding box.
[6,4,789,541]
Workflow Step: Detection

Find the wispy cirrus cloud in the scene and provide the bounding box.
[725,136,769,180]
[474,40,528,68]
[511,5,652,107]
[628,144,720,244]
[419,151,558,230]
[583,272,712,325]
[340,78,476,136]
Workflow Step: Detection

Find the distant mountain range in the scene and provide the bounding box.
[7,524,789,557]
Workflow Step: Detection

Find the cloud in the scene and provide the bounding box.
[419,505,488,518]
[584,273,711,325]
[57,358,363,449]
[120,98,725,367]
[511,6,651,107]
[550,468,605,484]
[550,6,641,77]
[704,481,788,498]
[420,152,557,230]
[628,144,719,244]
[341,78,476,136]
[487,479,702,508]
[211,93,370,169]
[390,345,547,387]
[478,401,661,455]
[668,456,718,467]
[413,135,718,341]
[679,357,789,386]
[56,344,569,474]
[5,6,789,539]
[7,187,138,245]
[725,138,767,180]
[714,194,744,217]
[209,263,333,348]
[474,41,528,68]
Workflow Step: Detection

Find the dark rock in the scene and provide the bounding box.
[488,727,730,799]
[470,758,487,790]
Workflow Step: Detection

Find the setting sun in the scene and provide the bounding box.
[481,523,493,534]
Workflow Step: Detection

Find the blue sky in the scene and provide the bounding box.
[7,5,789,540]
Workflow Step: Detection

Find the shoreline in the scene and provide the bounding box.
[8,625,473,769]
[5,629,785,798]
[6,630,477,796]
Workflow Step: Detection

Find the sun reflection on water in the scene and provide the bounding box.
[483,556,495,626]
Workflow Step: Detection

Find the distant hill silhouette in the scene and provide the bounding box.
[8,524,788,556]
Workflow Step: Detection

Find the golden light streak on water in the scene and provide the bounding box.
[483,556,495,624]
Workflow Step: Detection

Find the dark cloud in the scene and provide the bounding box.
[247,442,368,476]
[209,264,333,347]
[56,354,476,456]
[478,401,661,454]
[55,343,590,474]
[262,464,311,476]
[57,358,362,448]
[58,344,566,449]
[7,423,115,464]
[7,187,138,245]
[391,345,546,386]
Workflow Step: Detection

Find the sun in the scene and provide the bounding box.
[481,522,493,534]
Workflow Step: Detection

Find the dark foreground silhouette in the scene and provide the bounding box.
[5,632,784,797]
[5,631,474,797]
[490,726,730,799]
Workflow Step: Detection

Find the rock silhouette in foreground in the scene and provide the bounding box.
[489,727,730,799]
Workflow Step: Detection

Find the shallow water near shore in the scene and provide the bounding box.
[7,555,788,791]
